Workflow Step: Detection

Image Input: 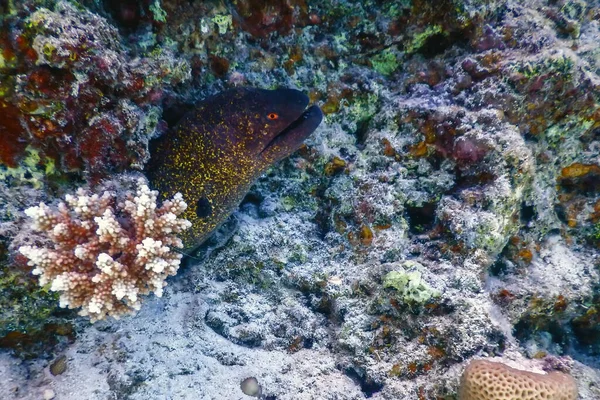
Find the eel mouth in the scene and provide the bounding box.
[261,105,323,155]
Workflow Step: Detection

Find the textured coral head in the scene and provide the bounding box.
[459,359,578,400]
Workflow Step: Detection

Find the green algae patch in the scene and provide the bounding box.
[0,268,60,337]
[149,0,168,23]
[383,261,439,305]
[0,146,57,189]
[371,49,399,76]
[212,14,233,35]
[405,25,444,54]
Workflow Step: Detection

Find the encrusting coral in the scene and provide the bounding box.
[18,178,191,322]
[459,359,578,400]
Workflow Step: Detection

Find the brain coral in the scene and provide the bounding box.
[459,360,578,400]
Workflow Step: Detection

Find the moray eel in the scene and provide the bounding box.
[147,87,323,250]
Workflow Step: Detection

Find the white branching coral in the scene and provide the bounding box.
[19,178,191,322]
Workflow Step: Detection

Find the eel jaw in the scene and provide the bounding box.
[261,105,323,158]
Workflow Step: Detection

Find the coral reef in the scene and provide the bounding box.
[459,359,577,400]
[0,1,190,179]
[18,178,190,322]
[1,0,600,399]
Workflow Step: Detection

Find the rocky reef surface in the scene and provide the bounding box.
[1,0,600,399]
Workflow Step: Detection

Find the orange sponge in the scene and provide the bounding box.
[459,360,577,400]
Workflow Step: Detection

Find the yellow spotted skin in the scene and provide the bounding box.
[147,87,323,250]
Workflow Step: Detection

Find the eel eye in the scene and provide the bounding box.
[196,197,212,218]
[267,113,279,120]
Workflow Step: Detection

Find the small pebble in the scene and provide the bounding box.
[43,388,56,400]
[240,377,261,397]
[49,355,67,376]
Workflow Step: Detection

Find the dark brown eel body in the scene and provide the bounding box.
[147,87,323,250]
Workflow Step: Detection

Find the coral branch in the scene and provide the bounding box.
[19,178,191,322]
